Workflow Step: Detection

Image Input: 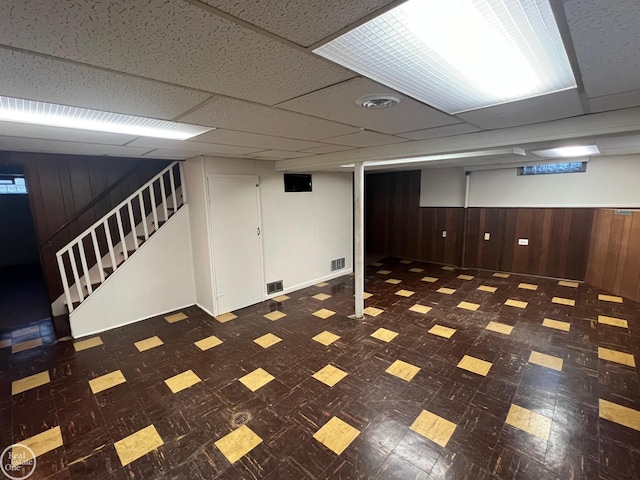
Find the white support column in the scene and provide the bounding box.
[354,162,365,319]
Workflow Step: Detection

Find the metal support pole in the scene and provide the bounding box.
[354,162,365,319]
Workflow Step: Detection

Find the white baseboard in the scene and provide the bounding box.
[265,268,352,300]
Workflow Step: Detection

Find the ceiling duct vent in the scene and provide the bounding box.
[331,258,346,271]
[267,280,284,295]
[356,94,401,110]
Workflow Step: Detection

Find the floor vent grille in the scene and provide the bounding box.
[331,258,345,271]
[267,280,283,294]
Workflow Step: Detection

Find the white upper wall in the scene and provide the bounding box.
[420,155,640,208]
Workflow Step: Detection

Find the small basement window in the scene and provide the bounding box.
[518,161,587,176]
[0,175,28,194]
[284,173,312,192]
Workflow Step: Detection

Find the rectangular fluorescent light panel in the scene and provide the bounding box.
[531,145,600,158]
[314,0,577,114]
[0,96,213,140]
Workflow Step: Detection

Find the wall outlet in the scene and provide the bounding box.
[518,238,529,246]
[484,232,490,241]
[442,230,447,238]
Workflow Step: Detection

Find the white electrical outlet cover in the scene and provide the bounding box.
[484,233,490,241]
[518,238,529,246]
[442,231,447,238]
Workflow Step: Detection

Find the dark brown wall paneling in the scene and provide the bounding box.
[586,209,640,302]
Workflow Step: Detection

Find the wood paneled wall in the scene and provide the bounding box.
[0,151,169,302]
[585,209,640,302]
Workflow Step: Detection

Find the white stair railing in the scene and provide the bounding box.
[56,161,186,313]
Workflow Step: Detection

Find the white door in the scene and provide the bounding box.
[207,175,264,313]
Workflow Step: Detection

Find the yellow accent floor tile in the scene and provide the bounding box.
[216,312,238,323]
[253,333,282,349]
[559,280,579,288]
[264,310,287,321]
[542,318,571,332]
[529,351,563,371]
[313,365,348,387]
[505,299,528,309]
[386,360,420,381]
[315,282,329,287]
[598,294,623,303]
[135,336,164,352]
[506,404,552,440]
[313,293,332,301]
[518,283,538,291]
[89,370,127,394]
[409,268,424,273]
[363,306,384,317]
[114,424,164,467]
[598,347,636,367]
[313,417,360,455]
[0,339,10,349]
[598,315,628,329]
[165,370,202,393]
[15,426,63,462]
[485,322,514,335]
[429,325,456,339]
[410,410,456,448]
[313,308,336,319]
[552,297,575,307]
[370,262,383,267]
[13,325,40,337]
[421,276,438,283]
[195,335,223,351]
[457,355,492,376]
[599,399,640,432]
[437,287,456,295]
[458,274,474,281]
[478,285,497,293]
[409,304,432,314]
[493,272,510,278]
[272,294,290,302]
[371,328,399,343]
[457,301,480,312]
[395,289,415,297]
[73,336,103,352]
[400,259,413,264]
[12,338,42,353]
[12,371,50,395]
[442,266,456,271]
[165,312,188,323]
[215,425,263,463]
[239,368,275,392]
[385,278,402,285]
[377,270,391,275]
[313,331,341,346]
[363,292,373,299]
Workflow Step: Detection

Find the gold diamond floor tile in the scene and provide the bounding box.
[14,426,63,462]
[165,312,188,323]
[363,306,383,317]
[239,368,274,392]
[0,339,10,349]
[437,287,456,295]
[505,404,552,440]
[599,399,640,432]
[315,282,329,287]
[457,355,492,376]
[313,417,360,455]
[395,289,415,297]
[134,336,164,352]
[12,338,42,353]
[272,295,290,302]
[312,308,336,319]
[598,347,636,367]
[73,336,103,352]
[253,333,282,349]
[386,360,420,381]
[552,297,575,306]
[377,270,391,275]
[559,280,579,288]
[313,364,348,387]
[195,335,223,351]
[409,304,432,314]
[264,310,287,321]
[215,425,263,463]
[312,293,332,301]
[598,315,628,328]
[369,262,383,267]
[165,370,202,393]
[410,410,456,447]
[421,276,438,283]
[216,312,238,323]
[505,299,527,309]
[542,318,571,332]
[477,285,497,293]
[399,259,413,264]
[313,331,340,346]
[598,294,623,303]
[458,274,474,280]
[485,321,513,335]
[441,266,455,271]
[89,370,126,394]
[457,301,480,311]
[429,325,456,339]
[518,283,538,291]
[409,268,424,273]
[529,351,563,371]
[114,424,164,467]
[363,292,373,299]
[370,328,399,343]
[12,371,50,395]
[385,278,402,285]
[493,272,510,278]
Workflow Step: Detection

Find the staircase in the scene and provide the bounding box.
[55,162,186,314]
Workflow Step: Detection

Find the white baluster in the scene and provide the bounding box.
[169,166,178,212]
[57,251,74,314]
[116,208,128,261]
[91,229,105,283]
[68,244,85,302]
[159,172,169,221]
[138,192,149,241]
[78,235,92,295]
[127,201,139,250]
[104,219,118,272]
[150,182,159,232]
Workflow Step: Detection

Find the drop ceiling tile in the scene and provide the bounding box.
[0,0,354,105]
[245,150,314,159]
[278,77,457,134]
[191,129,328,151]
[321,131,407,147]
[564,0,640,98]
[128,138,262,156]
[0,121,137,146]
[589,90,640,113]
[458,90,584,129]
[201,0,397,47]
[0,136,153,157]
[300,144,358,154]
[140,150,193,160]
[181,96,359,141]
[398,123,481,141]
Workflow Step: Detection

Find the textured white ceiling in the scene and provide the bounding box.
[299,144,358,154]
[0,0,354,105]
[246,150,315,159]
[321,131,407,147]
[588,90,640,114]
[201,0,397,47]
[190,129,329,151]
[0,121,136,146]
[0,136,152,157]
[127,137,263,156]
[398,123,481,141]
[278,77,458,134]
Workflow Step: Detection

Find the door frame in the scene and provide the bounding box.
[205,174,266,315]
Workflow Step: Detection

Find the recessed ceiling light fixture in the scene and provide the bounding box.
[531,145,600,158]
[356,94,401,110]
[314,0,576,114]
[0,96,214,140]
[340,148,525,168]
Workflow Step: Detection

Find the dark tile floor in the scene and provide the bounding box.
[2,258,640,479]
